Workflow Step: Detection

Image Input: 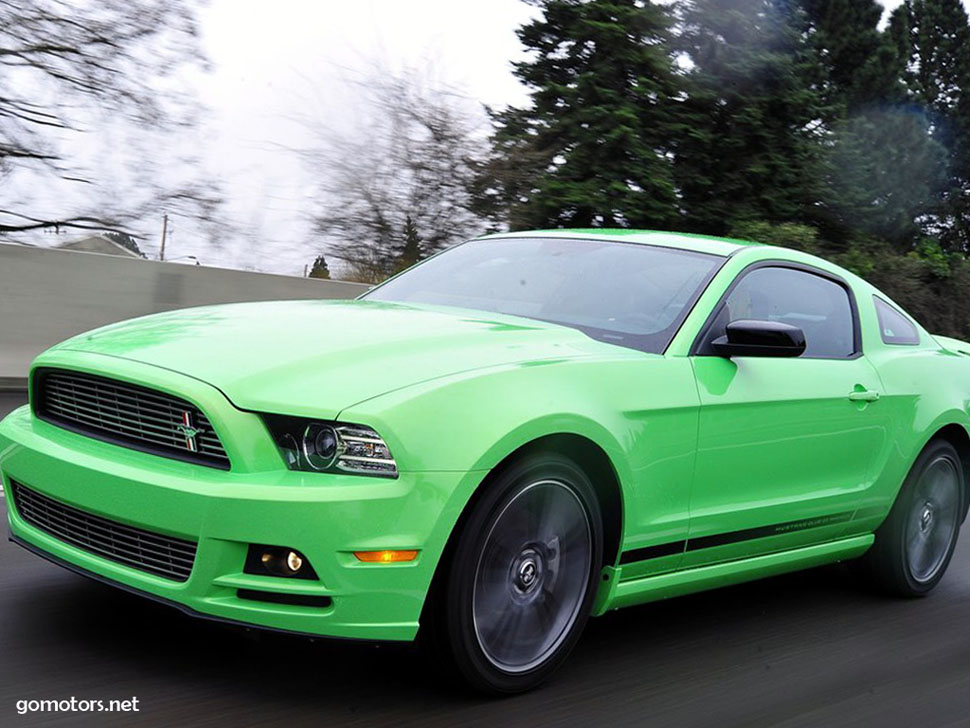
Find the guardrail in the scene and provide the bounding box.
[0,243,368,389]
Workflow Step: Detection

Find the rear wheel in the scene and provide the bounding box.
[859,439,964,596]
[423,452,603,694]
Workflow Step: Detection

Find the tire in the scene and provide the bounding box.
[422,451,603,694]
[858,439,964,597]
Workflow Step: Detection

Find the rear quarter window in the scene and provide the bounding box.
[874,296,919,345]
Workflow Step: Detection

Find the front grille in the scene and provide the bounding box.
[10,481,197,582]
[34,368,230,469]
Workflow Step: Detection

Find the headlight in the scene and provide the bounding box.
[262,415,398,478]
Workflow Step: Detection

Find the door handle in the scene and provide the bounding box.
[848,389,880,402]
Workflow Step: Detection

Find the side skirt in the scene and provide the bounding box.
[593,534,874,616]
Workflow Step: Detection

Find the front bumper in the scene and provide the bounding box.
[0,368,477,642]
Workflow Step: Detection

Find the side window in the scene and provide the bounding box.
[874,296,919,345]
[710,266,856,358]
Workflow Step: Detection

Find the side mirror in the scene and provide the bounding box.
[711,319,806,358]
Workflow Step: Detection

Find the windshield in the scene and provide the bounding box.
[363,237,724,353]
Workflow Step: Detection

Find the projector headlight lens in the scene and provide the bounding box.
[263,414,398,478]
[303,423,339,470]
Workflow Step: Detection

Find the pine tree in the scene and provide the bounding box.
[889,0,970,114]
[822,109,947,248]
[790,1,948,251]
[889,0,970,251]
[673,0,829,236]
[799,0,900,112]
[308,254,331,279]
[474,0,680,231]
[394,215,423,270]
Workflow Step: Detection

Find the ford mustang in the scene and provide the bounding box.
[2,230,968,693]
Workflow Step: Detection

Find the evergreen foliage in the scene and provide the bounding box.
[889,0,970,251]
[395,215,424,271]
[672,0,828,236]
[801,0,898,112]
[308,254,331,279]
[478,0,679,230]
[469,0,970,339]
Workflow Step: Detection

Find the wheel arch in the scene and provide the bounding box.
[457,431,624,572]
[419,432,625,630]
[928,422,970,521]
[510,433,625,568]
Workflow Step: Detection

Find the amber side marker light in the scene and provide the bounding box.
[354,550,419,563]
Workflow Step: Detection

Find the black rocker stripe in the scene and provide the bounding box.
[619,510,855,566]
[619,540,686,564]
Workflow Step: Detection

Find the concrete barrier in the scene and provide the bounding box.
[0,243,368,389]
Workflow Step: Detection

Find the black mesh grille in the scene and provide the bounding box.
[10,481,197,582]
[35,368,230,469]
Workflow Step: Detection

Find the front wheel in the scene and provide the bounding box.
[423,452,603,694]
[859,439,964,597]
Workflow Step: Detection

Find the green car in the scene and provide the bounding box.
[2,230,969,693]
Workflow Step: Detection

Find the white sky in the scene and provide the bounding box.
[16,0,970,275]
[176,0,537,274]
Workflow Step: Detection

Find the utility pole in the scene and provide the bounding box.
[159,212,168,261]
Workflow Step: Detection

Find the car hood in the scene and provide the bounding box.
[52,299,622,418]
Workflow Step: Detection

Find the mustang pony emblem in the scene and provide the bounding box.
[175,411,205,452]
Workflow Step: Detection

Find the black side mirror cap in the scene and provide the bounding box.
[711,319,807,358]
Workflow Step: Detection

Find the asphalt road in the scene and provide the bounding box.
[3,391,970,728]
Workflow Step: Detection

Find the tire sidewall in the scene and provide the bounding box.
[890,440,964,595]
[444,452,604,694]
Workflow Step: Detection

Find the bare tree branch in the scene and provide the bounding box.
[0,208,129,234]
[0,0,229,256]
[298,65,488,281]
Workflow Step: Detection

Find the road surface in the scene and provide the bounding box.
[3,392,970,727]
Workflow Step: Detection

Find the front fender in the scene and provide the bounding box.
[338,353,701,574]
[336,353,663,480]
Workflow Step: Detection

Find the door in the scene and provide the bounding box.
[685,264,888,567]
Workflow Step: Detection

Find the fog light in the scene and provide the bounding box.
[260,549,305,576]
[246,544,318,580]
